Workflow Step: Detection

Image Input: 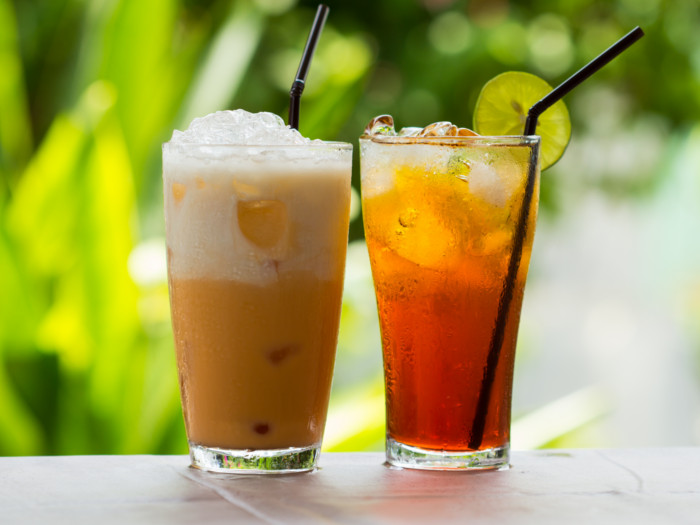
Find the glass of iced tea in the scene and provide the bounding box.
[164,110,352,473]
[360,117,540,470]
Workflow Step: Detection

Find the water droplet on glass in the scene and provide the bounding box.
[451,157,472,182]
[398,208,418,228]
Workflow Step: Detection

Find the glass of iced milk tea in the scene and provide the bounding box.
[163,110,352,473]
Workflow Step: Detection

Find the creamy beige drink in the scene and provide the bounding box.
[163,110,352,473]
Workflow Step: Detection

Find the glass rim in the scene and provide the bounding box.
[162,141,353,150]
[359,135,540,146]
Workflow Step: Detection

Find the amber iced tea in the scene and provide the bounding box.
[360,135,540,470]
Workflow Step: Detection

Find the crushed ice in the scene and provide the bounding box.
[170,109,319,145]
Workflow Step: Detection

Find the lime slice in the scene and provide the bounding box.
[473,71,571,170]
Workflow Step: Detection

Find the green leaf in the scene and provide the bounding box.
[0,0,33,179]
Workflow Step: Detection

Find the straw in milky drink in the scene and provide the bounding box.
[288,4,330,131]
[468,26,645,451]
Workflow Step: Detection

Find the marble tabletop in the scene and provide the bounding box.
[2,449,699,524]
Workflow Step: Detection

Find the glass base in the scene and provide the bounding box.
[386,437,509,471]
[189,442,320,474]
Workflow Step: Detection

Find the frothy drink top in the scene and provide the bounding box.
[163,110,352,285]
[170,109,320,145]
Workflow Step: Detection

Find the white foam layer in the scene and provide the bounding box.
[163,147,352,284]
[170,110,319,146]
[164,142,349,171]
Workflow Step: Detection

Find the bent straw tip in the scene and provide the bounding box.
[524,25,646,135]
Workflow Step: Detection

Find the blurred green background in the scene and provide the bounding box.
[1,0,699,456]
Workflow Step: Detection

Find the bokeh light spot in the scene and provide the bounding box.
[427,11,473,55]
[252,0,296,15]
[526,14,573,77]
[400,89,441,126]
[486,20,527,65]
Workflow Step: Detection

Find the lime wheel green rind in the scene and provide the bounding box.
[473,71,571,170]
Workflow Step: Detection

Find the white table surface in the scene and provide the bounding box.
[1,449,699,524]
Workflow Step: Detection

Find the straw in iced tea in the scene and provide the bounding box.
[361,127,539,457]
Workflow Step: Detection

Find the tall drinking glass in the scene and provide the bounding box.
[163,142,352,473]
[360,134,540,470]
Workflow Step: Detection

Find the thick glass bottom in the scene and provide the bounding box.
[386,436,509,471]
[189,442,320,474]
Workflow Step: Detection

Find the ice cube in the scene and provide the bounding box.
[364,114,396,136]
[419,122,457,137]
[362,116,479,140]
[475,228,512,257]
[172,182,187,204]
[449,155,471,182]
[236,199,288,249]
[231,179,261,199]
[465,160,519,207]
[169,109,314,145]
[457,127,478,136]
[398,127,422,137]
[388,206,457,269]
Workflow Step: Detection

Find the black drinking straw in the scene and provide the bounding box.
[524,26,645,135]
[468,26,645,451]
[288,4,330,131]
